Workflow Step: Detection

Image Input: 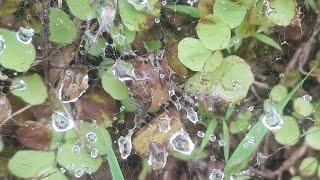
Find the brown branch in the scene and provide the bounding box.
[0,104,33,128]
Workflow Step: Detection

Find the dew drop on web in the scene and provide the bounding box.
[209,169,224,180]
[169,129,195,155]
[186,107,198,124]
[147,143,168,170]
[261,104,283,130]
[118,130,133,159]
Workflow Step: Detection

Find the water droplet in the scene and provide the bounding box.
[218,140,226,146]
[246,135,256,144]
[161,0,167,5]
[154,17,160,23]
[256,152,268,166]
[16,27,34,44]
[10,80,27,91]
[261,105,283,130]
[279,73,284,78]
[209,169,224,180]
[232,81,241,91]
[169,129,195,155]
[186,107,198,124]
[247,106,255,112]
[187,0,198,6]
[72,145,81,154]
[112,60,136,81]
[67,163,75,170]
[0,35,6,54]
[120,106,125,112]
[303,95,312,102]
[118,131,133,159]
[210,155,216,161]
[86,132,97,143]
[59,167,66,174]
[197,131,205,138]
[84,166,92,174]
[75,168,84,178]
[90,148,99,158]
[148,143,168,169]
[159,74,165,79]
[158,114,171,133]
[209,135,216,142]
[51,111,75,132]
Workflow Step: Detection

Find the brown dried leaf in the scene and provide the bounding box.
[132,109,183,156]
[16,121,52,150]
[0,96,11,123]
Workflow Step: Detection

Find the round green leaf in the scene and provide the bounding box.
[110,24,136,46]
[293,97,313,117]
[56,142,102,175]
[230,111,251,134]
[0,28,36,72]
[118,0,160,31]
[85,36,106,57]
[290,176,302,180]
[211,55,254,103]
[196,14,231,51]
[121,96,137,112]
[65,122,112,155]
[45,169,68,180]
[101,74,129,100]
[266,0,295,26]
[178,37,223,71]
[66,0,96,20]
[12,73,48,105]
[305,126,320,150]
[299,156,318,177]
[8,150,55,178]
[50,8,77,44]
[273,116,300,145]
[213,0,247,28]
[270,84,288,102]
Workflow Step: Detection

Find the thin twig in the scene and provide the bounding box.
[0,104,33,127]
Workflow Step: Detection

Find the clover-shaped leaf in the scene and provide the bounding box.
[299,156,318,177]
[178,37,223,71]
[8,150,55,178]
[270,84,288,102]
[50,8,77,44]
[0,28,36,72]
[273,116,300,145]
[213,0,247,28]
[12,73,48,105]
[305,126,320,150]
[66,0,96,20]
[293,97,313,117]
[196,14,231,51]
[211,55,254,103]
[266,0,296,26]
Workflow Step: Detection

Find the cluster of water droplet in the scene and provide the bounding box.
[243,135,256,148]
[51,111,75,132]
[16,27,34,44]
[169,129,195,154]
[118,130,133,159]
[209,169,224,180]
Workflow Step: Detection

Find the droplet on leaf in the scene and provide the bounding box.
[90,148,99,158]
[186,107,198,124]
[118,132,133,159]
[86,132,97,143]
[52,111,75,132]
[169,129,195,155]
[261,105,283,130]
[0,35,6,54]
[197,131,205,138]
[16,27,34,44]
[74,168,84,178]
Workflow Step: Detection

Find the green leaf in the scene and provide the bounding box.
[299,156,318,177]
[213,0,247,28]
[12,73,48,105]
[105,138,125,180]
[273,116,300,145]
[145,40,162,52]
[199,118,217,151]
[110,24,136,46]
[196,14,231,51]
[178,37,223,71]
[0,28,36,72]
[253,33,282,51]
[225,120,269,175]
[313,102,320,122]
[8,150,55,178]
[45,169,68,180]
[66,0,96,20]
[293,97,314,117]
[211,55,254,103]
[266,0,296,26]
[118,0,160,31]
[270,84,288,102]
[56,142,103,174]
[291,176,302,180]
[235,22,258,38]
[305,125,320,150]
[101,74,129,100]
[85,36,106,57]
[230,111,251,134]
[121,96,137,112]
[50,8,77,44]
[165,5,199,18]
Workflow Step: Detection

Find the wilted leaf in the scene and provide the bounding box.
[17,121,52,150]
